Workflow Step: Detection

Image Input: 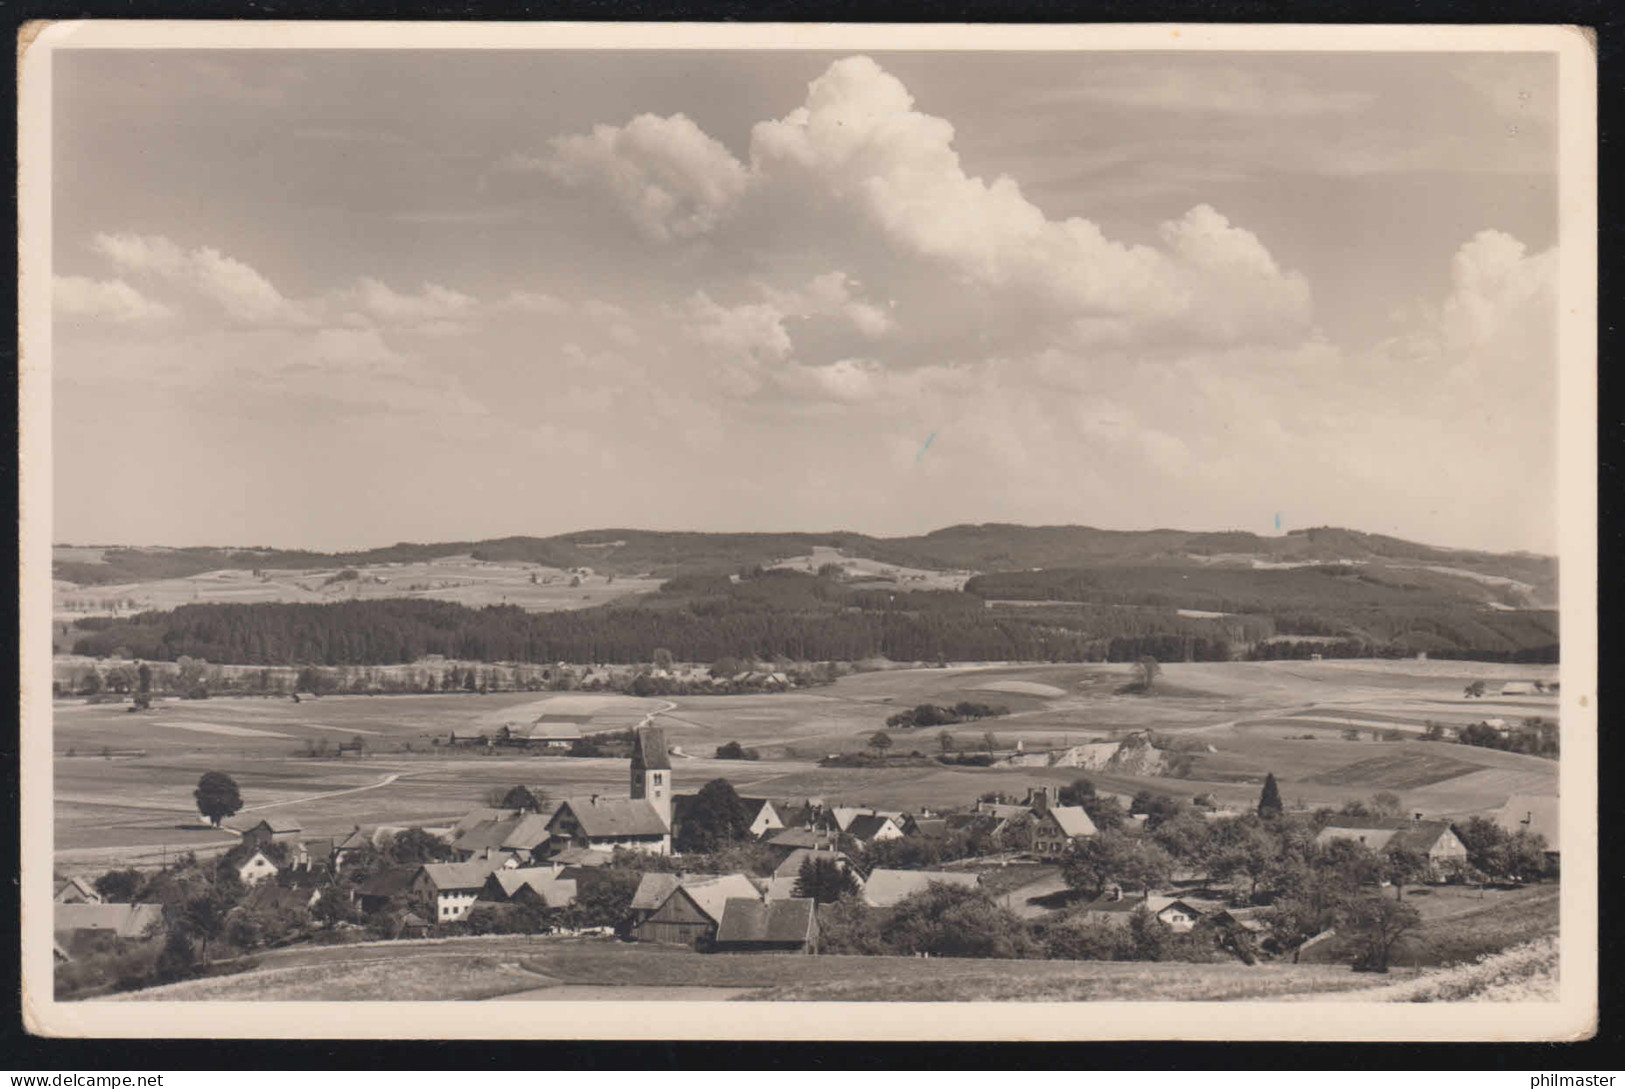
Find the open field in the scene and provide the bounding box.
[100,935,1413,1003]
[53,658,1559,871]
[54,553,664,621]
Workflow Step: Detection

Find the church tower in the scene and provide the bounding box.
[630,725,672,829]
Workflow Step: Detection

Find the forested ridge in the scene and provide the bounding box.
[69,567,1558,666]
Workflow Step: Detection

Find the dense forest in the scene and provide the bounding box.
[68,567,1558,666]
[55,523,1557,603]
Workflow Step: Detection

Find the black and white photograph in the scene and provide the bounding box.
[17,22,1597,1041]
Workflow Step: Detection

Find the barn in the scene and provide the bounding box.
[632,873,758,948]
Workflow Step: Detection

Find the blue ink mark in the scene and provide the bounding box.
[916,432,937,464]
[1274,512,1282,531]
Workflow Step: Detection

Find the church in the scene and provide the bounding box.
[543,726,673,856]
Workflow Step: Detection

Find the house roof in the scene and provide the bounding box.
[630,726,671,772]
[672,874,760,924]
[251,815,303,834]
[763,876,802,900]
[944,814,1003,836]
[630,873,683,912]
[830,806,869,832]
[844,814,899,842]
[356,866,419,898]
[976,802,1033,821]
[54,876,99,901]
[907,818,949,838]
[1384,821,1459,854]
[452,816,522,854]
[400,911,430,928]
[861,869,979,908]
[418,859,504,892]
[1045,806,1098,838]
[552,796,669,838]
[237,849,280,871]
[551,846,615,868]
[245,884,315,913]
[715,897,816,944]
[334,828,371,852]
[453,807,511,836]
[489,869,578,908]
[1152,898,1205,919]
[766,828,837,852]
[1313,824,1399,851]
[1316,818,1457,854]
[1495,794,1559,847]
[501,814,553,851]
[54,902,164,938]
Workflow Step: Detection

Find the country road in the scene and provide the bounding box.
[239,771,407,811]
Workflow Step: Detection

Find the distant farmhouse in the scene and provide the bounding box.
[1313,816,1469,879]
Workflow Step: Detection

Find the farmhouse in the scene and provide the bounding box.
[861,869,979,909]
[354,866,418,914]
[765,828,840,861]
[330,827,371,871]
[545,727,673,855]
[414,859,505,923]
[236,849,280,887]
[1151,898,1206,933]
[481,868,578,910]
[453,811,553,865]
[632,873,760,948]
[1314,817,1469,877]
[1494,794,1560,858]
[1028,803,1097,857]
[238,816,303,851]
[497,720,581,750]
[844,813,906,848]
[245,883,321,913]
[713,897,819,954]
[53,876,101,904]
[54,902,164,954]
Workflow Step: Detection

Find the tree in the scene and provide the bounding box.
[1370,792,1403,818]
[715,741,758,761]
[652,648,675,672]
[1058,777,1097,807]
[1257,773,1284,819]
[137,662,151,694]
[674,778,751,853]
[1385,847,1428,901]
[493,785,541,812]
[938,732,955,754]
[1062,830,1173,899]
[792,856,859,904]
[868,731,893,758]
[1345,893,1422,972]
[93,868,145,902]
[385,827,454,865]
[1134,655,1160,692]
[1464,681,1487,699]
[193,772,243,827]
[177,887,234,963]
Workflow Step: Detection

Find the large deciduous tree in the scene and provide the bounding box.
[792,856,859,904]
[193,771,243,826]
[675,778,751,853]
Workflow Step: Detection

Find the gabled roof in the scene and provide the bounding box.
[501,814,553,851]
[1045,806,1098,838]
[763,876,802,901]
[54,902,164,938]
[452,816,522,854]
[236,848,280,871]
[630,872,726,911]
[53,876,99,902]
[551,846,615,868]
[1084,892,1149,915]
[861,869,979,908]
[907,818,949,838]
[453,807,511,836]
[552,796,669,838]
[845,814,900,842]
[671,874,760,924]
[715,897,816,944]
[250,815,303,834]
[489,868,578,908]
[334,828,371,852]
[1384,820,1460,854]
[1314,824,1399,851]
[245,884,316,913]
[944,814,1003,836]
[418,859,504,892]
[830,807,869,832]
[630,726,671,772]
[977,802,1033,820]
[1151,898,1205,919]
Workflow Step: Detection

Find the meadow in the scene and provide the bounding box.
[52,658,1559,874]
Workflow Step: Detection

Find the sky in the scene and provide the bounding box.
[50,48,1561,554]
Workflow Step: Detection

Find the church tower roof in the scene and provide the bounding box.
[631,726,671,772]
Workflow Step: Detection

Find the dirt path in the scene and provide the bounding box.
[238,771,406,812]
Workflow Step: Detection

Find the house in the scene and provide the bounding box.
[245,883,320,913]
[844,814,905,848]
[354,866,418,914]
[497,720,581,750]
[770,847,855,881]
[452,811,552,865]
[397,911,432,940]
[901,816,948,839]
[1314,817,1470,878]
[1028,803,1097,857]
[1493,794,1560,858]
[53,876,101,904]
[482,868,578,910]
[239,815,304,851]
[632,873,759,947]
[54,903,165,953]
[764,828,839,862]
[739,797,786,838]
[413,859,505,923]
[860,869,979,909]
[545,726,673,855]
[713,897,819,954]
[1150,898,1205,933]
[330,827,372,871]
[236,849,280,887]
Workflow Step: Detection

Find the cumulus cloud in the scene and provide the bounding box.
[762,271,895,339]
[536,113,752,242]
[92,232,309,325]
[53,275,172,323]
[346,278,478,327]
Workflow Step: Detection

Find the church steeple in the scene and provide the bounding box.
[630,726,672,828]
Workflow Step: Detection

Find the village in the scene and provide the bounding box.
[53,717,1561,999]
